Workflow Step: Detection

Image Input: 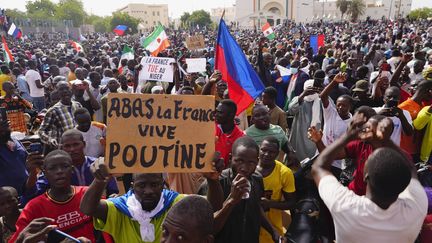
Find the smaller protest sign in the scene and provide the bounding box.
[186,58,207,73]
[138,56,175,83]
[185,35,205,50]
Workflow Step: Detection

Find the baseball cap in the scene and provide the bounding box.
[328,69,339,79]
[352,80,369,92]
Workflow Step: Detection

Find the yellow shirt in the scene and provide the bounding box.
[259,160,296,243]
[413,106,432,162]
[94,195,185,243]
[67,72,76,82]
[0,74,12,96]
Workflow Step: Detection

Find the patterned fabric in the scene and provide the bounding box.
[0,96,32,133]
[38,101,82,145]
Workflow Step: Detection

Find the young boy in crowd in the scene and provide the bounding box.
[10,150,96,242]
[0,187,21,243]
[261,87,288,132]
[257,136,296,243]
[161,195,214,243]
[205,136,281,243]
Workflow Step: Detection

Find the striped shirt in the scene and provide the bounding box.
[38,101,82,146]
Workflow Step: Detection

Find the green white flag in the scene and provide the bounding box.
[120,45,134,60]
[262,22,275,40]
[141,24,170,56]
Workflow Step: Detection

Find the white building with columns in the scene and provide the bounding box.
[234,0,412,27]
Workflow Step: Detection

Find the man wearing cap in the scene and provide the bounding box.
[351,80,380,111]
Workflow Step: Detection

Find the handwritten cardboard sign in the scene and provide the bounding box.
[138,57,175,83]
[105,93,215,173]
[185,35,205,50]
[186,58,207,73]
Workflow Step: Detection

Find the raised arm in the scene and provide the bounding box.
[320,73,347,108]
[390,54,411,87]
[202,71,221,95]
[311,113,367,186]
[79,158,109,222]
[85,83,101,111]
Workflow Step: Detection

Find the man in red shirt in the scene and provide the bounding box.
[215,99,244,167]
[9,150,96,242]
[309,106,408,195]
[342,114,408,196]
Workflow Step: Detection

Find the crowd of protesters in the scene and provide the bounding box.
[0,15,432,243]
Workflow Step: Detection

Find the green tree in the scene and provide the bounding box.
[5,9,27,19]
[408,8,432,20]
[180,12,190,28]
[336,0,349,20]
[347,0,366,22]
[93,17,111,33]
[187,10,212,28]
[110,12,140,34]
[84,14,110,32]
[84,14,101,25]
[25,0,56,19]
[56,0,87,27]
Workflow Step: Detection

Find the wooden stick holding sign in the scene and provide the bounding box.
[105,93,215,173]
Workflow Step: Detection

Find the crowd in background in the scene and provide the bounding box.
[0,16,432,243]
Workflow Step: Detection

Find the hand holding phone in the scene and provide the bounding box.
[28,143,43,154]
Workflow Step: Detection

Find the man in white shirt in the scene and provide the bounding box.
[373,86,413,146]
[387,50,402,72]
[25,60,45,112]
[408,60,425,83]
[58,59,71,78]
[312,113,428,243]
[308,72,352,172]
[74,108,106,158]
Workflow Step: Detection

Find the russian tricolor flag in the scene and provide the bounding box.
[113,25,128,36]
[7,23,22,39]
[310,34,325,55]
[215,19,265,115]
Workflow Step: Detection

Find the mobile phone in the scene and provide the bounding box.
[0,107,7,121]
[28,143,43,154]
[51,229,80,243]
